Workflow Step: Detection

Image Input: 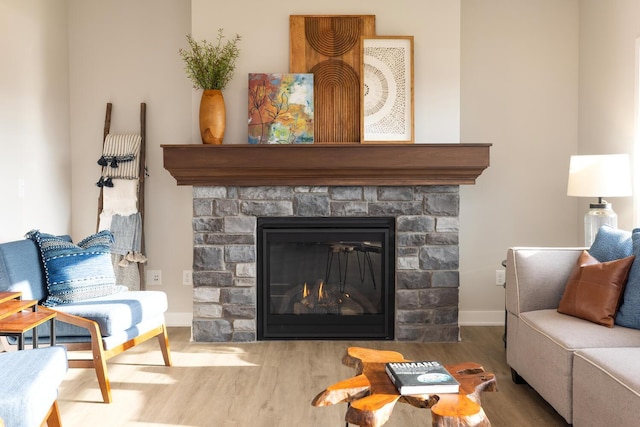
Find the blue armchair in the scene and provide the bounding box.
[0,346,68,427]
[0,236,172,403]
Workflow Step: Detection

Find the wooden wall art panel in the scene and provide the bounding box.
[290,15,376,144]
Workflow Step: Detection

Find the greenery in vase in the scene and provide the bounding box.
[179,29,242,91]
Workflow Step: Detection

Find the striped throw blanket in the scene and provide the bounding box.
[100,134,142,179]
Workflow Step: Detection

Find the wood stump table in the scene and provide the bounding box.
[312,347,497,427]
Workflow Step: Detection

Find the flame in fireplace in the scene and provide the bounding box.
[318,281,325,302]
[302,282,309,298]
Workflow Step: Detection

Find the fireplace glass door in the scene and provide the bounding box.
[257,217,395,340]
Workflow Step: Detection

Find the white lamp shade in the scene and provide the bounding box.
[567,154,632,198]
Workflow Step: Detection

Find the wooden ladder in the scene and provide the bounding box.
[96,102,146,288]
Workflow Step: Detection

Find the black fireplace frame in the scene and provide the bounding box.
[257,217,395,340]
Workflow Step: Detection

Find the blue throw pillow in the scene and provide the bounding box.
[615,228,640,329]
[589,225,633,262]
[26,230,126,307]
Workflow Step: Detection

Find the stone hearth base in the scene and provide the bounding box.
[191,185,460,342]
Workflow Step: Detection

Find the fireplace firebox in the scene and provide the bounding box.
[257,217,395,340]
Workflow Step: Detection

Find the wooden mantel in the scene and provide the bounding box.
[161,143,491,186]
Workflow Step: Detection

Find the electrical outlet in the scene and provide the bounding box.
[495,269,505,286]
[146,270,162,286]
[183,270,193,286]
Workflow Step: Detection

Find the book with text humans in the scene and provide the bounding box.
[385,361,460,395]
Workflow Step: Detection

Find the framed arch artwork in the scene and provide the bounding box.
[361,36,414,144]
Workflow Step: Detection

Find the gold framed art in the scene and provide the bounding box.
[360,36,414,144]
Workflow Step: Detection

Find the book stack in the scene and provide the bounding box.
[385,360,460,395]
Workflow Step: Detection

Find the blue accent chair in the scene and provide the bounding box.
[0,238,172,403]
[0,346,68,427]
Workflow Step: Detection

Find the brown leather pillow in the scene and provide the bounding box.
[558,250,635,327]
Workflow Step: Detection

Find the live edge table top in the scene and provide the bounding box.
[312,347,497,427]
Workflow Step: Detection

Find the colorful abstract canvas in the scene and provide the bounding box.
[248,73,314,144]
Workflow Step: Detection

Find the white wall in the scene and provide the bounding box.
[190,0,461,145]
[459,0,580,324]
[67,0,194,324]
[578,0,640,231]
[0,0,71,241]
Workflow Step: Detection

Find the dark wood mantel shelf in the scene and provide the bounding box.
[161,143,491,186]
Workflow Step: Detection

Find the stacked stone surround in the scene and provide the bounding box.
[191,185,460,342]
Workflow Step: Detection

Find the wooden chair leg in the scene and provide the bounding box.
[42,400,62,427]
[93,348,112,403]
[157,324,172,366]
[85,329,112,404]
[83,316,112,404]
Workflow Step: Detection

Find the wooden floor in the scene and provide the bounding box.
[57,326,568,427]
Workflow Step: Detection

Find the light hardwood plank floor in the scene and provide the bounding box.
[57,326,568,427]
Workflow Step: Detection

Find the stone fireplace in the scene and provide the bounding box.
[191,184,460,342]
[162,143,491,343]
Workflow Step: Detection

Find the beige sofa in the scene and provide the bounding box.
[505,247,640,426]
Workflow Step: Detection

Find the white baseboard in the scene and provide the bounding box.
[458,310,505,326]
[165,312,193,327]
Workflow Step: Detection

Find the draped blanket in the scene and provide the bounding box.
[96,135,145,273]
[99,134,142,180]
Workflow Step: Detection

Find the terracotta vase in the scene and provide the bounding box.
[199,89,226,145]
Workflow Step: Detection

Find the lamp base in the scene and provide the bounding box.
[584,202,617,246]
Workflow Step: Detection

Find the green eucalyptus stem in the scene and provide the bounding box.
[179,29,241,91]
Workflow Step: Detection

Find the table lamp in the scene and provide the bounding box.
[567,154,632,246]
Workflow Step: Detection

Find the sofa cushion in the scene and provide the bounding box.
[558,250,634,327]
[0,346,68,427]
[573,348,640,427]
[616,228,640,329]
[26,230,126,307]
[521,309,640,350]
[589,225,633,262]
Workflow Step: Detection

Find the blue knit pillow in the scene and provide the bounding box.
[26,230,126,307]
[615,228,640,329]
[589,225,633,262]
